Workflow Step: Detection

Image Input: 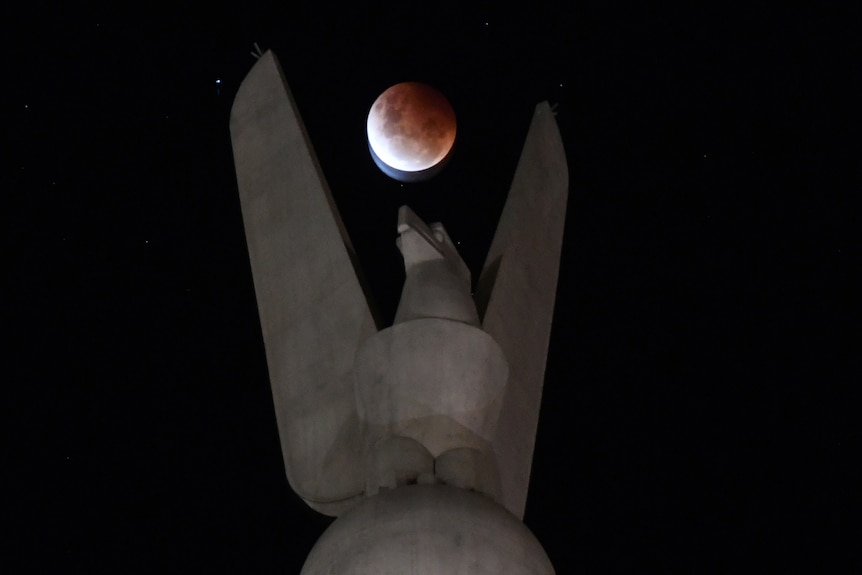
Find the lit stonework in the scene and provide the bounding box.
[230,50,568,573]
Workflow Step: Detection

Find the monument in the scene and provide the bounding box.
[230,51,568,573]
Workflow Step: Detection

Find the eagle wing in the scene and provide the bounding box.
[230,51,377,516]
[476,102,569,519]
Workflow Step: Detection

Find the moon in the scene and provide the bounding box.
[367,82,456,182]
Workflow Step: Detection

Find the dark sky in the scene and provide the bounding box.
[7,3,858,573]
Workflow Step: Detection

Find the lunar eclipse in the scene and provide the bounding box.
[367,82,456,182]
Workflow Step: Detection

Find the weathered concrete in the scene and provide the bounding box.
[231,48,567,573]
[300,485,554,575]
[354,317,508,498]
[393,205,479,326]
[477,101,569,519]
[230,50,376,515]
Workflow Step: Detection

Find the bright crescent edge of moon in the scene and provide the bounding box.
[367,83,456,176]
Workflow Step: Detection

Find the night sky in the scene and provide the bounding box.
[8,3,858,573]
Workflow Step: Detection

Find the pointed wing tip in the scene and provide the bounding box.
[482,99,570,519]
[230,47,375,514]
[230,50,281,127]
[533,100,569,185]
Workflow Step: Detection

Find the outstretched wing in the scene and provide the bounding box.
[476,102,569,519]
[230,51,378,516]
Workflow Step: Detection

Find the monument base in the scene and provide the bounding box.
[300,484,554,574]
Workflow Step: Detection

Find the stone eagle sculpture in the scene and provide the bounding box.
[230,50,567,573]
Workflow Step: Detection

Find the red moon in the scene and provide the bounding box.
[367,82,456,182]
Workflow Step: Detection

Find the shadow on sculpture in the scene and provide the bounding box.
[230,50,568,574]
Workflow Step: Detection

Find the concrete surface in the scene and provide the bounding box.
[231,49,566,572]
[230,50,376,515]
[300,484,554,575]
[477,102,569,519]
